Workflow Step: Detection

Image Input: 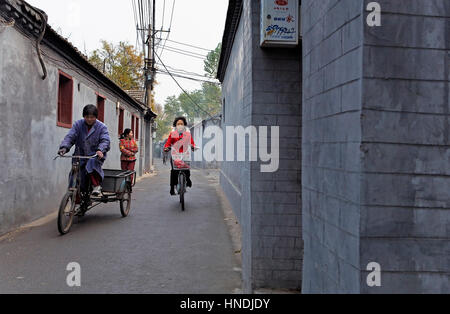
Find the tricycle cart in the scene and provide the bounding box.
[55,155,136,235]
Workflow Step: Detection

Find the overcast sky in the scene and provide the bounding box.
[26,0,228,106]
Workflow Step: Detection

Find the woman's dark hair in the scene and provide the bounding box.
[83,104,98,118]
[120,128,132,140]
[173,116,187,127]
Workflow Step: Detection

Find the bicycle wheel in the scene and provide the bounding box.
[179,173,186,212]
[180,193,185,211]
[58,192,76,235]
[120,184,132,217]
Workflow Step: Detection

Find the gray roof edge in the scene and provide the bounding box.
[0,0,156,117]
[217,0,243,83]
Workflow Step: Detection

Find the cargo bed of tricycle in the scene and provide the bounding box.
[102,169,136,194]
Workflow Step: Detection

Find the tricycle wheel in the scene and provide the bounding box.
[120,186,132,217]
[58,192,76,235]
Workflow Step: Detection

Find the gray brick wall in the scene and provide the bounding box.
[302,0,364,294]
[221,0,302,292]
[250,0,302,292]
[250,0,303,291]
[359,0,450,294]
[302,0,450,293]
[221,0,254,293]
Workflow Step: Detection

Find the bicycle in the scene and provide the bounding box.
[54,155,135,235]
[163,148,194,212]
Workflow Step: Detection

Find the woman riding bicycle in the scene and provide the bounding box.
[164,117,196,196]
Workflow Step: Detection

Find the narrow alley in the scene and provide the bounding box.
[0,160,242,294]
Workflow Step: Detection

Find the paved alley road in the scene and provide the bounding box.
[0,160,241,294]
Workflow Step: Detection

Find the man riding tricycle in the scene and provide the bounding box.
[55,105,135,235]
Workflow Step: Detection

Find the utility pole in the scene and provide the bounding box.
[145,13,153,109]
[144,0,157,112]
[145,29,153,110]
[145,0,156,107]
[143,0,169,170]
[152,0,156,92]
[144,0,156,171]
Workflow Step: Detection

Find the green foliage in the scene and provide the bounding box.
[89,40,144,90]
[155,43,223,142]
[155,95,182,141]
[204,43,221,78]
[178,90,204,121]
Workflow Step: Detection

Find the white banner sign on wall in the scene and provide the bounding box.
[260,0,299,47]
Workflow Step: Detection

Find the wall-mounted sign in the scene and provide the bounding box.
[260,0,299,47]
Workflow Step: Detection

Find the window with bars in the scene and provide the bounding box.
[118,108,124,136]
[97,94,106,122]
[57,71,73,128]
[135,117,140,140]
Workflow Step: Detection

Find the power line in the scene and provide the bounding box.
[133,0,151,56]
[168,0,176,31]
[132,0,154,106]
[165,39,213,52]
[132,0,140,51]
[144,0,150,28]
[162,47,207,60]
[138,1,145,37]
[156,63,212,78]
[162,45,207,58]
[155,51,215,119]
[140,0,145,27]
[159,0,176,57]
[132,1,137,28]
[157,70,217,84]
[156,70,220,85]
[156,64,220,83]
[161,0,166,31]
[150,0,153,26]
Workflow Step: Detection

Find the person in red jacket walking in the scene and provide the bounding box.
[120,128,138,182]
[164,117,196,195]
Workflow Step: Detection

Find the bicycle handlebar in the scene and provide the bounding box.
[164,146,199,152]
[54,155,97,161]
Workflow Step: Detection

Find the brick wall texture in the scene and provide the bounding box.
[221,0,303,292]
[302,0,450,293]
